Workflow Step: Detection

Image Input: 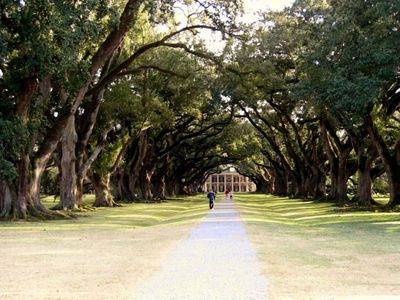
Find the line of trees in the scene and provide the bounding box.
[1,0,399,220]
[227,0,400,208]
[0,0,258,219]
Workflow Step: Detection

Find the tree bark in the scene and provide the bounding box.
[165,176,178,197]
[309,166,325,199]
[16,77,38,123]
[76,175,85,208]
[365,115,400,207]
[0,180,15,218]
[139,167,154,201]
[93,173,118,207]
[353,145,377,206]
[329,161,339,200]
[75,89,107,206]
[153,174,166,200]
[256,181,270,193]
[115,130,149,201]
[337,152,350,202]
[320,120,352,203]
[357,167,373,206]
[14,155,29,218]
[273,169,288,196]
[12,77,38,218]
[57,115,78,210]
[75,124,113,207]
[89,0,142,76]
[29,157,49,209]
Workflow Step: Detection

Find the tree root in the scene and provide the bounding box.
[74,205,97,212]
[0,205,74,221]
[92,200,121,208]
[29,205,75,220]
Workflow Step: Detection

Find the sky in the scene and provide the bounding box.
[243,0,295,18]
[200,0,295,53]
[239,0,296,24]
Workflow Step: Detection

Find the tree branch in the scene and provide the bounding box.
[87,25,220,95]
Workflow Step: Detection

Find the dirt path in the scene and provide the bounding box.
[131,196,268,299]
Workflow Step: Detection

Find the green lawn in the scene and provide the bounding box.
[234,193,400,299]
[0,194,212,299]
[0,194,211,231]
[1,193,399,298]
[234,193,400,232]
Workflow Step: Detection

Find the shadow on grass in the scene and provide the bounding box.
[0,194,211,231]
[234,193,400,233]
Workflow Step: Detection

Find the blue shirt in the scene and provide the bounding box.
[207,192,215,201]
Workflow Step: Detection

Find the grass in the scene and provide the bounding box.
[0,194,213,299]
[0,194,212,231]
[234,193,400,298]
[234,193,400,232]
[1,192,399,298]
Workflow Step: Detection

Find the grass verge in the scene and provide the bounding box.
[0,194,211,231]
[0,194,212,299]
[234,193,400,299]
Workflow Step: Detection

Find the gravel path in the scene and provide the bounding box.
[131,196,268,300]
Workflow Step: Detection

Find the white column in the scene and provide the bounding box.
[224,174,226,192]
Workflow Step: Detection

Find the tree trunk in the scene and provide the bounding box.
[353,145,376,206]
[357,168,373,206]
[387,173,400,207]
[328,160,338,200]
[255,179,271,193]
[154,175,166,200]
[0,180,15,218]
[14,155,30,218]
[112,169,137,202]
[93,173,117,207]
[76,175,85,207]
[374,157,400,207]
[57,115,78,210]
[165,176,178,197]
[29,157,49,209]
[365,115,400,207]
[336,154,349,203]
[309,166,325,199]
[303,172,312,199]
[115,130,149,201]
[116,171,134,201]
[75,90,107,207]
[139,169,153,201]
[381,158,400,207]
[75,128,112,207]
[273,169,287,196]
[11,77,38,219]
[320,120,352,203]
[294,170,307,199]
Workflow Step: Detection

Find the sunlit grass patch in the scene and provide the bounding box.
[0,194,210,231]
[233,194,400,298]
[234,193,400,233]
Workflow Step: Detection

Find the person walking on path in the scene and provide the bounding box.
[207,190,216,209]
[131,194,268,299]
[224,189,229,200]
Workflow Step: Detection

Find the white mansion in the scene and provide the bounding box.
[204,169,256,193]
